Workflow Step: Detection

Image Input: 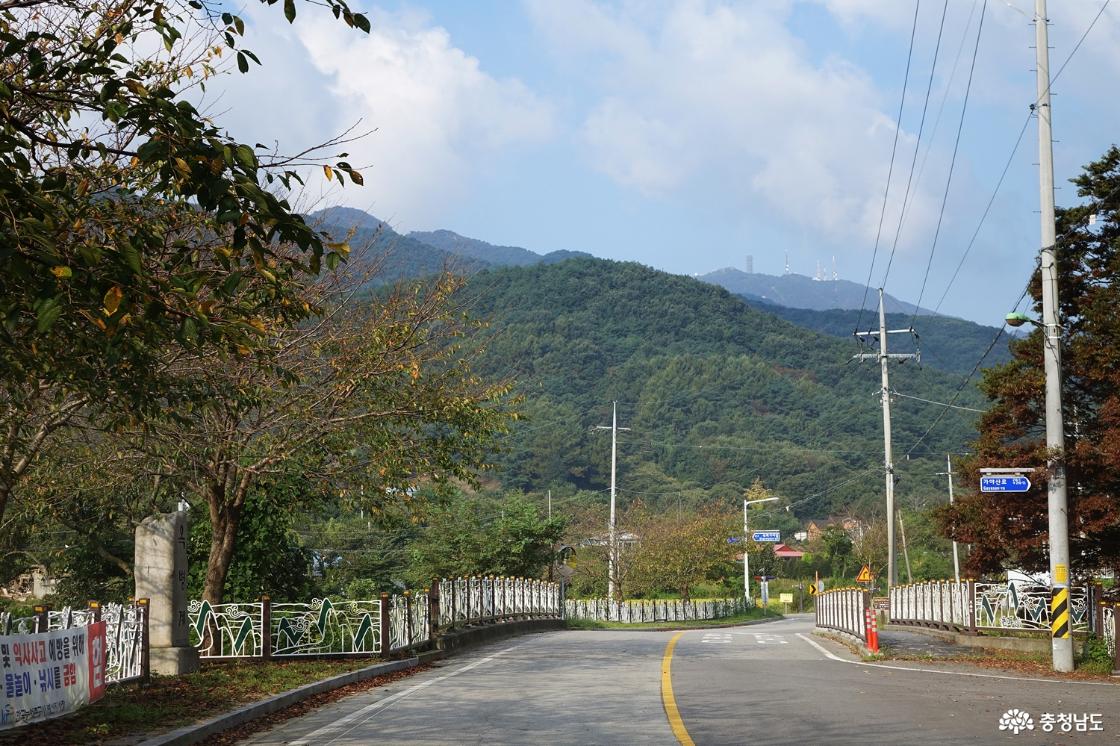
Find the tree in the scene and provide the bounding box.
[938,146,1120,578]
[0,0,369,526]
[408,493,566,583]
[146,268,514,604]
[817,525,853,579]
[627,506,737,601]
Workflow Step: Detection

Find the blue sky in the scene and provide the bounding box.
[212,0,1120,325]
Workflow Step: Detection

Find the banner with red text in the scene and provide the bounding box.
[0,621,107,729]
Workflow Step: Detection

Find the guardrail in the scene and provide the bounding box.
[815,587,867,642]
[0,600,149,685]
[564,597,748,624]
[189,576,563,660]
[436,576,562,628]
[889,580,1103,634]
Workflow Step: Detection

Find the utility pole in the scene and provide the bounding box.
[854,288,919,590]
[595,402,630,601]
[1034,0,1073,673]
[936,454,962,583]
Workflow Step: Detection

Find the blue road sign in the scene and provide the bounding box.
[980,475,1031,493]
[727,537,743,544]
[751,530,781,542]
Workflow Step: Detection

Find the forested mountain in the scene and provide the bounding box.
[701,268,936,316]
[409,228,594,267]
[308,208,490,282]
[738,300,1013,376]
[461,258,986,519]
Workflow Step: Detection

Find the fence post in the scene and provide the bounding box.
[1090,584,1102,633]
[379,592,391,656]
[429,581,441,640]
[88,600,102,623]
[1113,603,1120,677]
[33,605,48,633]
[138,598,151,686]
[404,592,413,647]
[261,595,272,660]
[490,576,497,622]
[967,579,978,635]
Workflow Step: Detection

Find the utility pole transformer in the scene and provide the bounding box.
[595,402,630,601]
[1034,0,1074,673]
[854,288,919,590]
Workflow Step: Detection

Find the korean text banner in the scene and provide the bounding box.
[0,621,107,729]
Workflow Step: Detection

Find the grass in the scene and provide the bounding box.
[565,607,782,630]
[0,657,383,745]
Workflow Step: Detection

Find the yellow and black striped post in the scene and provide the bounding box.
[1050,587,1070,640]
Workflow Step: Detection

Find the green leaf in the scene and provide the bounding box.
[237,51,248,73]
[36,299,62,332]
[284,0,296,23]
[353,13,370,33]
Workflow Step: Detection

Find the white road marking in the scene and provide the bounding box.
[288,643,525,745]
[795,633,1119,687]
[752,633,788,645]
[701,632,734,644]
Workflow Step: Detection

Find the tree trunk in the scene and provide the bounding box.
[202,484,243,605]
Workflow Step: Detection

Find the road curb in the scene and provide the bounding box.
[138,619,562,745]
[139,657,419,746]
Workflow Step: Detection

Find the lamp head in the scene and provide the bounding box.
[1005,312,1031,328]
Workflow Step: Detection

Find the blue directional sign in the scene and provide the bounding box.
[751,530,781,542]
[980,475,1031,493]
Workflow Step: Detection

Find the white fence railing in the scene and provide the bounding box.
[889,580,1103,634]
[436,577,562,628]
[188,576,562,660]
[0,601,148,685]
[564,597,748,624]
[815,588,867,642]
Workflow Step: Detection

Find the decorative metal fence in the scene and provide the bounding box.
[815,588,867,642]
[1102,604,1116,663]
[436,577,562,628]
[564,597,747,624]
[0,600,149,685]
[189,576,562,660]
[889,580,1103,635]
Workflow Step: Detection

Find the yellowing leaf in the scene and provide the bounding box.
[410,362,421,380]
[102,286,123,316]
[51,266,72,279]
[323,164,333,181]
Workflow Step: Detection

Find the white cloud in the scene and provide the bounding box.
[527,0,935,250]
[211,6,554,227]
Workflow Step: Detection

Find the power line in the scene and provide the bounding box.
[890,389,987,413]
[854,0,924,336]
[931,0,1112,312]
[879,0,952,293]
[909,0,988,328]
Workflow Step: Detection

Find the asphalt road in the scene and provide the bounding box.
[242,615,1120,745]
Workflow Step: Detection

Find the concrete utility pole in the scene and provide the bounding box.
[854,289,919,590]
[1034,0,1074,673]
[595,402,630,601]
[936,454,962,584]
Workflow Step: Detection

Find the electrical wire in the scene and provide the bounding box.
[908,0,988,328]
[890,390,987,413]
[879,0,952,294]
[854,0,924,336]
[929,0,1112,312]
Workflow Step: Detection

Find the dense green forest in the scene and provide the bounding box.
[459,258,988,520]
[739,300,1014,376]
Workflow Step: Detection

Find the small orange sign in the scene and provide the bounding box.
[856,565,874,583]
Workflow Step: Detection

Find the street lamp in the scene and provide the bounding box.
[744,496,779,605]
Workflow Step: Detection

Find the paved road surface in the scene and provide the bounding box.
[243,615,1119,745]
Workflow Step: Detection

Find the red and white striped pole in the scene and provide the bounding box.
[865,607,880,653]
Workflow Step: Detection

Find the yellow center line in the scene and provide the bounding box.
[661,631,696,746]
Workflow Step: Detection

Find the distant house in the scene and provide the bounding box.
[805,517,868,543]
[773,543,804,559]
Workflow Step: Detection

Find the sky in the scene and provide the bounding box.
[204,0,1120,326]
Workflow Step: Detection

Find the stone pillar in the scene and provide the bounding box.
[135,511,199,675]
